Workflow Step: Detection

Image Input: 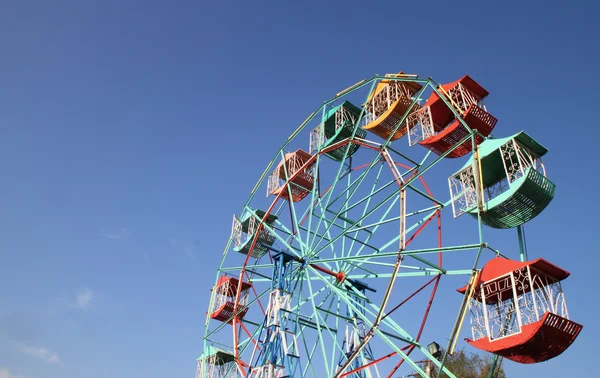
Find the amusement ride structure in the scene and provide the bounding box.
[196,71,583,377]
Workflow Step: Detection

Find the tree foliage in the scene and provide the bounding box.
[431,348,506,378]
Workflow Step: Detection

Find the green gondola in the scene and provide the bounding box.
[450,131,555,229]
[314,100,366,161]
[232,208,277,258]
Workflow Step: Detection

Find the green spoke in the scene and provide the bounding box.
[313,186,401,260]
[342,185,402,274]
[342,163,387,263]
[308,267,436,377]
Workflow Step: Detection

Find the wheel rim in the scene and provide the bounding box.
[198,73,550,378]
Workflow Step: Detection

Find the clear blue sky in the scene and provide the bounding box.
[0,1,598,377]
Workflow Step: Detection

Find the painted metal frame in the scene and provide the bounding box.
[197,72,547,378]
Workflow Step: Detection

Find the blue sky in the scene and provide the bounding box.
[0,1,598,377]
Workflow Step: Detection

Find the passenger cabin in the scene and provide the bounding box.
[449,131,555,228]
[209,276,252,323]
[458,257,582,364]
[267,149,316,202]
[408,75,498,158]
[232,208,277,259]
[196,347,237,378]
[362,72,422,141]
[310,101,366,161]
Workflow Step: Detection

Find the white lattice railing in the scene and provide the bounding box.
[469,299,488,341]
[309,125,324,155]
[407,107,436,146]
[501,139,547,185]
[211,279,250,314]
[309,106,358,155]
[449,164,478,217]
[363,81,415,125]
[267,154,315,197]
[267,169,280,197]
[447,82,482,112]
[196,359,202,378]
[528,268,569,319]
[231,214,275,255]
[231,215,243,248]
[335,106,358,132]
[198,355,237,378]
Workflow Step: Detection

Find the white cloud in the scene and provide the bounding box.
[99,228,130,240]
[169,238,197,261]
[76,288,94,310]
[0,368,24,378]
[182,246,196,261]
[17,345,62,365]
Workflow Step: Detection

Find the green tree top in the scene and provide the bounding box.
[431,348,506,378]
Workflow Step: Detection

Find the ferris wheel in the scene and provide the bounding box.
[196,71,583,378]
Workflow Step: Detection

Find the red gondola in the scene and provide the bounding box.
[267,149,316,202]
[209,276,252,323]
[458,256,582,364]
[408,75,498,158]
